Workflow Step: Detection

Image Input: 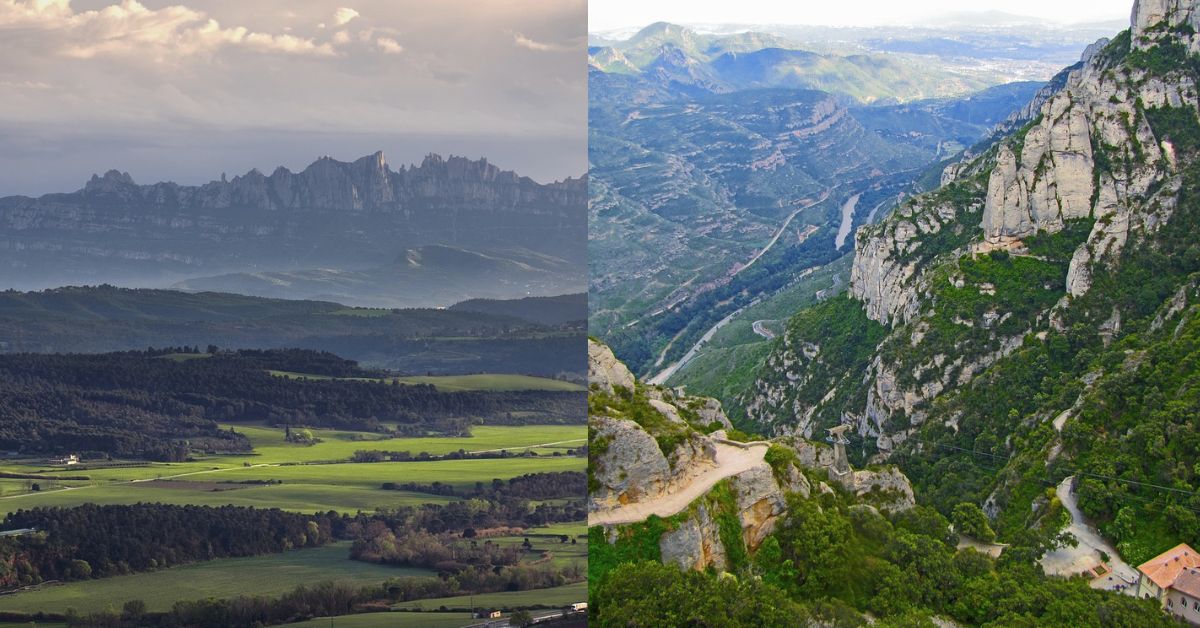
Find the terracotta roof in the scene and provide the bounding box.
[1175,569,1200,599]
[1138,543,1200,590]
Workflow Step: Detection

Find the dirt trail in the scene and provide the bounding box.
[588,441,769,526]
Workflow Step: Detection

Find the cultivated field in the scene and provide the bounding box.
[0,425,584,515]
[0,542,421,614]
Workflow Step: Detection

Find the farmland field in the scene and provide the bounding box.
[394,581,587,611]
[0,542,421,614]
[0,425,584,515]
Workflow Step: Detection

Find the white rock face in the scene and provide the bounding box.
[852,467,916,513]
[660,503,727,572]
[729,464,788,551]
[1132,0,1200,49]
[588,338,635,393]
[589,415,674,510]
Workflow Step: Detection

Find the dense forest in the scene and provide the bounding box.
[0,504,333,589]
[0,348,585,459]
[590,490,1172,626]
[0,286,585,377]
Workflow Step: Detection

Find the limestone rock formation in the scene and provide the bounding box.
[588,339,636,393]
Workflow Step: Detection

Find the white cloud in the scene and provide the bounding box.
[512,32,564,52]
[0,79,51,88]
[376,36,403,54]
[332,30,350,44]
[333,7,358,26]
[0,0,337,59]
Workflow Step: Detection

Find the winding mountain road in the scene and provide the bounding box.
[588,440,770,526]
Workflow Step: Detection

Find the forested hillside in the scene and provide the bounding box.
[0,349,585,460]
[0,286,585,377]
[746,2,1200,570]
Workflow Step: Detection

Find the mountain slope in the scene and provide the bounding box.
[0,286,585,377]
[746,1,1200,566]
[0,152,586,306]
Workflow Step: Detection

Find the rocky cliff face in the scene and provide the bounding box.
[588,339,636,394]
[0,152,586,291]
[748,2,1200,455]
[591,340,913,572]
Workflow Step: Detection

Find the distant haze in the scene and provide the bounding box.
[589,0,1131,32]
[0,0,586,195]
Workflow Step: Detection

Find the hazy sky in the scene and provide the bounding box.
[0,0,586,195]
[589,0,1132,32]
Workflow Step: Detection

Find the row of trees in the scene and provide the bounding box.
[381,472,586,500]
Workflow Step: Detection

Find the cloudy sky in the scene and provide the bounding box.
[590,0,1131,32]
[0,0,585,195]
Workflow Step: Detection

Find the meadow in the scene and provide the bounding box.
[0,542,421,614]
[0,425,584,516]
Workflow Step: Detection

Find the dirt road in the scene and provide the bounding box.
[1040,476,1137,593]
[588,440,769,526]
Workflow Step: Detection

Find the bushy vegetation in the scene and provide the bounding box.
[588,386,694,458]
[592,488,1170,626]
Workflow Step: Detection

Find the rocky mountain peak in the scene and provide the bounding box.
[1132,0,1200,45]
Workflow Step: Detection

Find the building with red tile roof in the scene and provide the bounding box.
[1136,543,1200,625]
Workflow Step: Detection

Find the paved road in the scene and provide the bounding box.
[751,320,776,340]
[1040,476,1138,593]
[589,441,769,526]
[647,305,744,385]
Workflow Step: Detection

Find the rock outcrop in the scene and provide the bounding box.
[589,339,636,393]
[751,3,1200,450]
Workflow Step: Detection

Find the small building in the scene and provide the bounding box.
[1136,542,1200,625]
[570,602,588,612]
[52,454,79,465]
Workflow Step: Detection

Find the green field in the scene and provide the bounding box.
[0,425,584,515]
[0,543,421,615]
[231,424,586,463]
[269,370,584,392]
[289,612,474,627]
[394,581,587,611]
[525,521,589,537]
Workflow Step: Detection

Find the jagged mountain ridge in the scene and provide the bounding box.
[22,152,582,213]
[0,152,587,303]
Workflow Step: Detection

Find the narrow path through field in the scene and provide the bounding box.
[588,441,769,526]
